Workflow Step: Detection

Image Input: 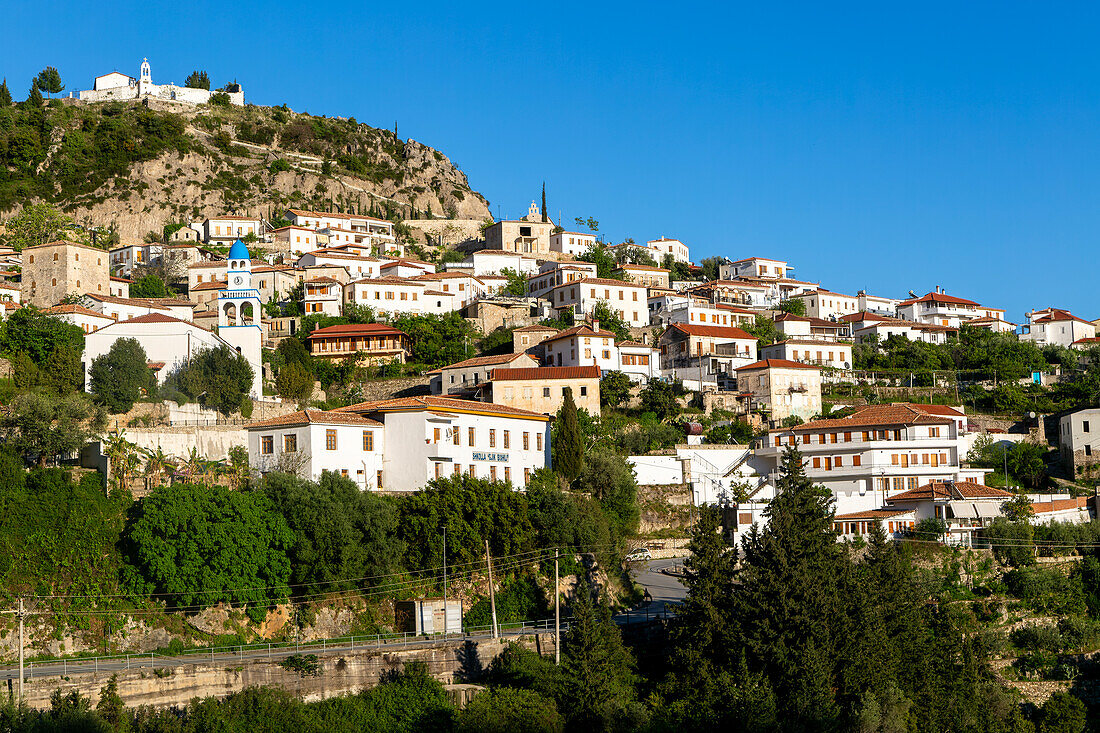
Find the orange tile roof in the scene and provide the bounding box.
[769,403,951,433]
[736,358,822,372]
[426,352,535,374]
[43,304,115,319]
[668,324,755,340]
[306,323,409,339]
[489,365,601,381]
[513,324,560,333]
[886,480,1012,503]
[286,208,390,224]
[834,508,914,520]
[542,324,618,341]
[337,395,549,421]
[897,292,980,307]
[1031,497,1089,514]
[1031,308,1092,325]
[247,408,383,429]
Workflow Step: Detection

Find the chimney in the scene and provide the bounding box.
[591,319,600,332]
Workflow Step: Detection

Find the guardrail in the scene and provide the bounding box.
[0,618,570,682]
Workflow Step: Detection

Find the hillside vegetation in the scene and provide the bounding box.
[0,98,490,240]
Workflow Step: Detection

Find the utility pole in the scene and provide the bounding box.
[554,552,560,665]
[485,540,499,639]
[3,598,30,704]
[17,598,24,704]
[442,525,448,637]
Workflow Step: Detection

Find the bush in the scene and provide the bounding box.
[456,687,563,733]
[209,92,231,106]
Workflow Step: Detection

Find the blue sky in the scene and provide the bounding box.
[3,1,1099,322]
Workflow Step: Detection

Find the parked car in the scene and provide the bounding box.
[625,548,652,562]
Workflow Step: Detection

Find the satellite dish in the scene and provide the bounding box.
[1029,412,1037,419]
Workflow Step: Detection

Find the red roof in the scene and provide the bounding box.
[337,395,549,420]
[306,323,409,339]
[898,292,980,307]
[426,352,535,374]
[886,480,1012,503]
[247,408,383,429]
[770,403,952,432]
[667,324,755,340]
[834,508,914,520]
[736,358,821,372]
[543,324,619,341]
[489,365,601,381]
[1032,308,1092,325]
[43,304,114,319]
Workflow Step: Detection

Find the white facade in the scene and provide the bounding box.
[1020,308,1096,348]
[333,397,552,491]
[447,250,539,277]
[550,231,598,257]
[546,278,650,327]
[429,353,538,395]
[527,261,598,299]
[43,304,115,334]
[793,289,859,320]
[858,292,899,316]
[758,404,988,515]
[296,251,383,281]
[303,277,343,317]
[204,217,261,245]
[216,242,264,399]
[249,410,385,490]
[896,290,1000,328]
[719,257,790,280]
[543,325,622,373]
[78,59,245,106]
[647,237,690,264]
[761,340,854,371]
[82,314,227,387]
[343,277,458,316]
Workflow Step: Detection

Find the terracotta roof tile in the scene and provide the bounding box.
[337,395,549,420]
[667,324,755,340]
[770,403,952,432]
[886,480,1012,502]
[736,358,822,372]
[306,323,409,339]
[489,365,601,381]
[247,408,383,429]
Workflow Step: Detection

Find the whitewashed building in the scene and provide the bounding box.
[550,231,598,257]
[546,277,650,327]
[1020,308,1096,348]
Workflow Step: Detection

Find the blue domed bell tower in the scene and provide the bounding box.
[217,240,263,399]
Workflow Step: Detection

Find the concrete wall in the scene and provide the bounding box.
[126,426,248,462]
[17,634,556,711]
[628,455,684,485]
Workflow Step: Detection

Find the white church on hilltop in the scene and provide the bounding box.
[78,59,244,106]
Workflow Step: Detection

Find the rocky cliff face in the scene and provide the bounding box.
[1,98,491,242]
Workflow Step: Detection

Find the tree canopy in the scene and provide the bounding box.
[89,337,156,413]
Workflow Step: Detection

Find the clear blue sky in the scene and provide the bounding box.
[4,1,1099,322]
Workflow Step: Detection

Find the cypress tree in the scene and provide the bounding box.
[26,81,43,107]
[553,387,584,481]
[0,80,11,107]
[732,446,844,728]
[541,182,547,223]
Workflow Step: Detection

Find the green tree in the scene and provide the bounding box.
[25,80,43,107]
[578,243,620,279]
[1038,691,1087,733]
[500,267,529,297]
[541,182,548,224]
[163,344,254,414]
[576,452,639,540]
[96,675,127,731]
[700,256,724,281]
[276,361,314,404]
[121,482,294,619]
[640,378,680,420]
[389,311,478,367]
[553,387,584,481]
[560,576,643,731]
[457,687,563,733]
[34,67,64,98]
[1009,441,1049,489]
[599,370,632,407]
[590,301,631,341]
[744,314,780,348]
[89,338,156,413]
[0,79,12,107]
[185,70,211,90]
[129,273,170,298]
[2,392,106,466]
[396,473,535,570]
[733,446,844,728]
[44,345,83,395]
[778,298,806,316]
[262,471,404,590]
[0,307,84,364]
[2,203,75,251]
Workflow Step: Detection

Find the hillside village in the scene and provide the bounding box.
[6,59,1100,728]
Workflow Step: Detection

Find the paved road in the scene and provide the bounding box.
[617,557,688,624]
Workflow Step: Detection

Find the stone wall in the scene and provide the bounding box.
[355,376,431,402]
[15,634,556,711]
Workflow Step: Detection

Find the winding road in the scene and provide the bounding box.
[616,557,688,624]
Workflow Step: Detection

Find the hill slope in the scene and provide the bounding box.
[0,97,490,241]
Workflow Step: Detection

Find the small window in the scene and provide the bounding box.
[580,386,587,396]
[1085,421,1091,433]
[364,431,374,451]
[261,436,274,454]
[283,434,297,452]
[326,429,337,450]
[1087,445,1093,456]
[468,426,475,446]
[543,387,551,397]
